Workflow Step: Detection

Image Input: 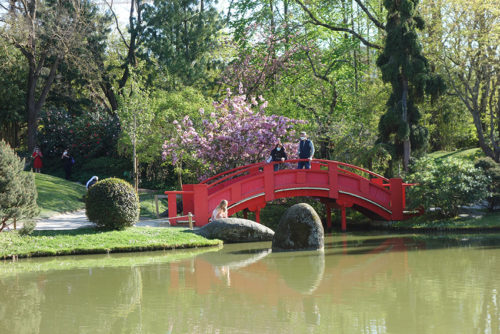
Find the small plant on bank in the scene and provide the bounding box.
[407,157,490,218]
[85,178,139,230]
[0,140,39,232]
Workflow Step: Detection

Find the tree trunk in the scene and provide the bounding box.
[402,75,410,172]
[471,108,495,160]
[177,160,183,189]
[133,113,138,192]
[350,1,359,92]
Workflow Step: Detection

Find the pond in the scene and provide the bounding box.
[0,232,499,334]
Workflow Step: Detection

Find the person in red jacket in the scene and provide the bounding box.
[32,147,43,173]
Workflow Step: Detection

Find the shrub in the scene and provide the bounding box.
[38,107,120,161]
[475,157,500,210]
[85,178,139,230]
[74,156,132,185]
[18,221,36,236]
[407,157,490,218]
[0,140,39,231]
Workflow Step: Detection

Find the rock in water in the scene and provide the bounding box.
[194,218,274,243]
[272,203,324,251]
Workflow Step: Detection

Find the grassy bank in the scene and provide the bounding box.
[34,173,168,219]
[0,227,221,259]
[35,173,87,218]
[427,148,482,161]
[377,211,500,231]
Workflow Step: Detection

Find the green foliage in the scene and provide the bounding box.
[73,156,132,185]
[18,221,36,236]
[0,140,39,231]
[38,107,120,161]
[143,0,222,87]
[0,42,26,148]
[407,157,490,217]
[85,178,139,230]
[377,0,446,169]
[421,94,477,150]
[474,157,500,210]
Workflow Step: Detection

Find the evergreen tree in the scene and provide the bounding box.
[143,0,222,87]
[376,0,445,173]
[0,140,38,232]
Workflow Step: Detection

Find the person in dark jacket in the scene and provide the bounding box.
[297,131,314,169]
[268,141,288,171]
[61,148,73,180]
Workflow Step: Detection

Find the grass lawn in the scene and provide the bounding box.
[428,148,483,161]
[34,173,169,219]
[0,227,221,259]
[139,192,168,219]
[387,211,500,230]
[35,173,87,218]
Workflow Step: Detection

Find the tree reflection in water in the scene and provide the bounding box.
[0,233,499,333]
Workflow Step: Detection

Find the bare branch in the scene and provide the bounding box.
[353,0,385,30]
[295,0,382,50]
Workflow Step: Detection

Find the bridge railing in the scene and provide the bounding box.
[201,159,392,191]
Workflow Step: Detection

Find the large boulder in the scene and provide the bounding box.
[272,203,324,251]
[194,218,275,243]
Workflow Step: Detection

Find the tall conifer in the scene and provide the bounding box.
[376,0,445,173]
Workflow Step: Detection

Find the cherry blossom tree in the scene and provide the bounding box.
[162,86,305,182]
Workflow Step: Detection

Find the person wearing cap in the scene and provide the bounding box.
[297,131,314,169]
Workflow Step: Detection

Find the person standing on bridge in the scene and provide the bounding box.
[268,141,288,171]
[297,131,314,169]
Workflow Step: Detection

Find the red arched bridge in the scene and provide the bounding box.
[164,159,418,231]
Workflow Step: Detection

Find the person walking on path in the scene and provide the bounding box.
[61,148,73,180]
[268,141,288,171]
[297,131,314,169]
[32,147,43,173]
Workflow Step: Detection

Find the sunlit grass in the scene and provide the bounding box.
[391,211,500,230]
[35,173,87,218]
[139,192,168,219]
[0,227,221,259]
[428,148,483,161]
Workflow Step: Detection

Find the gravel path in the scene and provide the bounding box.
[21,210,171,231]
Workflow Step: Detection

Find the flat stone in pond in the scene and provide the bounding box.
[194,218,275,243]
[272,203,324,252]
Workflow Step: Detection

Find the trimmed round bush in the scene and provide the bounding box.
[85,178,139,230]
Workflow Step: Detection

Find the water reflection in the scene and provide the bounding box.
[0,233,499,334]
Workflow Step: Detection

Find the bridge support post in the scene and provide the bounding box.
[193,184,209,226]
[167,193,178,222]
[341,206,346,232]
[325,203,332,230]
[390,178,404,220]
[255,208,261,223]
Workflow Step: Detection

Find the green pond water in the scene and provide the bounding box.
[0,232,499,334]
